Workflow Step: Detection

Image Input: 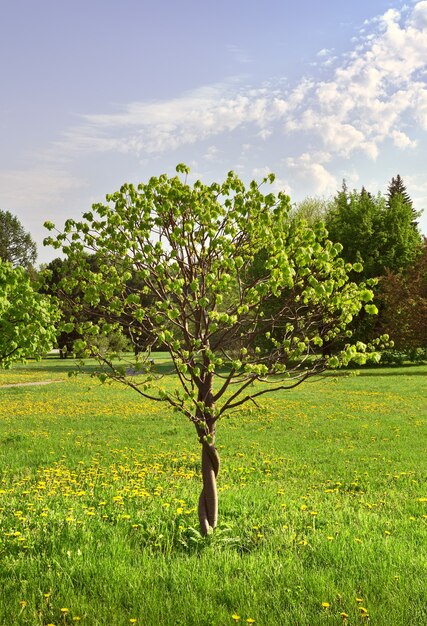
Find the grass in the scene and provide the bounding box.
[0,357,426,625]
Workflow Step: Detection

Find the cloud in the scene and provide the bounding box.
[0,167,85,209]
[46,2,426,171]
[50,85,287,159]
[282,1,427,158]
[390,129,418,149]
[285,154,337,196]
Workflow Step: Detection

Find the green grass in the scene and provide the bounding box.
[0,358,426,625]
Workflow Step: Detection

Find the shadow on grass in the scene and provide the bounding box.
[333,363,427,378]
[25,353,177,377]
[24,356,427,380]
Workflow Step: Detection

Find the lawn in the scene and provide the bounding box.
[0,358,426,625]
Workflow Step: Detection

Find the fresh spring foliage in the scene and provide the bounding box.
[44,166,386,532]
[0,260,59,368]
[44,165,383,420]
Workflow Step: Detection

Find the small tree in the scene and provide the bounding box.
[0,210,37,269]
[45,166,384,533]
[0,260,59,368]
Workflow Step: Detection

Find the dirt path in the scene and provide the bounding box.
[0,380,66,388]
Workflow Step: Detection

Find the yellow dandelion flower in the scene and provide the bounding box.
[60,608,69,613]
[129,619,137,624]
[340,612,349,620]
[232,615,241,622]
[322,602,330,608]
[246,619,256,624]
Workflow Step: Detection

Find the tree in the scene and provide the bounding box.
[387,174,415,219]
[0,210,37,269]
[378,192,422,273]
[291,196,330,226]
[42,256,139,358]
[0,260,59,368]
[377,238,427,352]
[44,165,384,534]
[325,181,422,279]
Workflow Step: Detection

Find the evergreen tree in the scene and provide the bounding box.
[325,182,385,279]
[387,174,418,226]
[0,210,37,269]
[387,174,412,207]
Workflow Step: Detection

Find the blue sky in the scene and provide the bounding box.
[1,0,427,264]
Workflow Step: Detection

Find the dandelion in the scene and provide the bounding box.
[246,619,256,624]
[322,602,330,608]
[129,620,137,624]
[340,612,349,620]
[231,615,241,622]
[60,608,69,614]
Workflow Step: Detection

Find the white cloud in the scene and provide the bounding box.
[285,154,337,196]
[16,0,425,242]
[390,129,418,148]
[42,2,426,171]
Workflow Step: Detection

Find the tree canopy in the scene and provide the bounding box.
[45,165,385,533]
[325,179,422,278]
[0,210,37,269]
[0,260,59,368]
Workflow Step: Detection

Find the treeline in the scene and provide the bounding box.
[0,173,426,368]
[293,175,426,362]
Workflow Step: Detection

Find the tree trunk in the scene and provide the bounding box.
[197,424,220,535]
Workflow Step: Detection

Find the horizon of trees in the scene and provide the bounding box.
[1,173,426,365]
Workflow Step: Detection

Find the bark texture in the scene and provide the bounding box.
[198,433,220,535]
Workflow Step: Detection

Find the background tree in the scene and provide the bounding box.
[291,196,330,226]
[378,190,422,273]
[387,174,418,226]
[325,184,385,279]
[0,210,37,269]
[42,256,139,358]
[0,260,59,368]
[377,238,427,354]
[325,180,422,279]
[45,166,384,534]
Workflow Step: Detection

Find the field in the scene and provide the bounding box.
[0,358,426,626]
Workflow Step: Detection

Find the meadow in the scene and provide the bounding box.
[0,358,426,626]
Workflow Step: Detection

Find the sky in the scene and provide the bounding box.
[1,0,427,265]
